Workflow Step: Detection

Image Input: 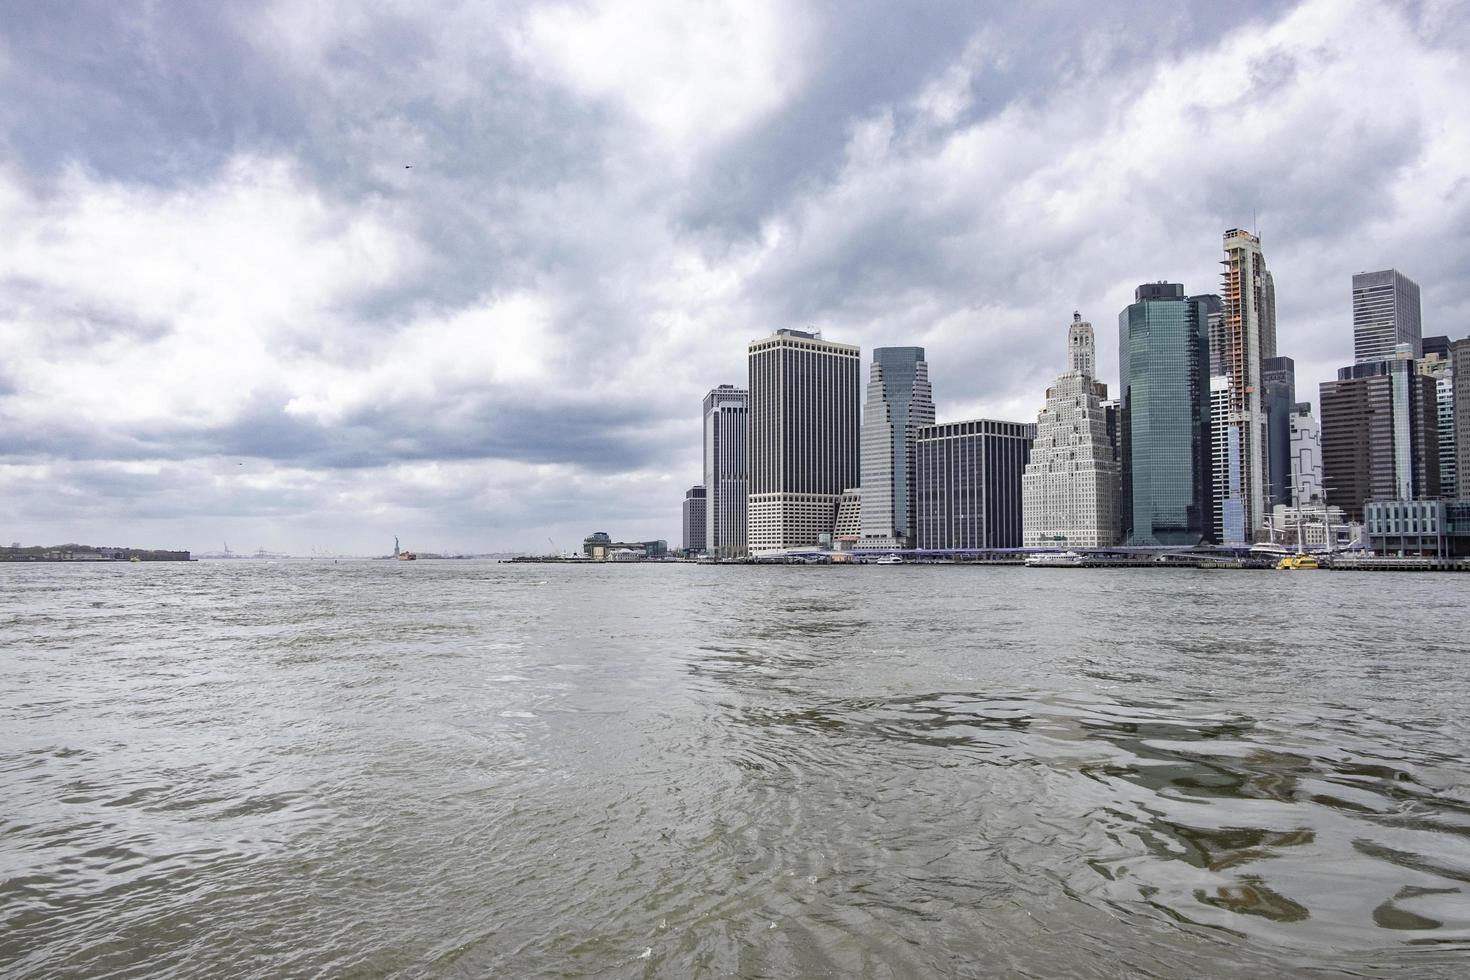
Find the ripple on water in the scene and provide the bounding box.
[3,562,1470,978]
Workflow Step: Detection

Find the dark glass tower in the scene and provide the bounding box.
[1262,356,1297,508]
[1118,283,1212,546]
[1320,358,1440,523]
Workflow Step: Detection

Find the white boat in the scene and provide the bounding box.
[1024,551,1086,567]
[874,555,905,565]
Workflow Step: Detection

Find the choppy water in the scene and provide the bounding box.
[2,561,1469,978]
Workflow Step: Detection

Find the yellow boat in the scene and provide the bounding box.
[1276,553,1320,570]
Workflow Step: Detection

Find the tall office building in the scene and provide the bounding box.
[1353,269,1422,362]
[1262,356,1296,507]
[859,347,935,547]
[746,329,861,553]
[1455,338,1470,499]
[1417,349,1456,497]
[1206,307,1228,376]
[1210,375,1242,543]
[703,385,748,557]
[1288,403,1322,506]
[1219,229,1272,541]
[914,420,1035,550]
[1261,270,1278,361]
[1319,356,1439,523]
[1119,283,1213,546]
[1022,313,1120,548]
[682,486,706,554]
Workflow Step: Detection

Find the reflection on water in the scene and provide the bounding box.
[3,561,1469,977]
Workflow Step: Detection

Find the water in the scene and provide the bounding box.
[3,561,1468,978]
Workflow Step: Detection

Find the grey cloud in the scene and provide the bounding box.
[3,0,1468,553]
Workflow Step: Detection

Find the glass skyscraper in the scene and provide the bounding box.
[1118,283,1212,546]
[1352,269,1422,363]
[859,347,935,547]
[1262,356,1296,508]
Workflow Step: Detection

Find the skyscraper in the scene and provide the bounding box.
[1119,283,1212,546]
[1417,347,1456,497]
[859,347,935,547]
[682,486,706,554]
[746,329,861,554]
[703,385,748,558]
[914,420,1035,550]
[1261,270,1278,361]
[1455,338,1470,499]
[1352,269,1422,362]
[1220,229,1272,541]
[1210,375,1242,543]
[1262,356,1296,507]
[1022,313,1120,548]
[1319,356,1439,523]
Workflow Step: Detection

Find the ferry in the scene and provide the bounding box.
[1276,553,1320,570]
[874,555,905,565]
[1024,551,1086,568]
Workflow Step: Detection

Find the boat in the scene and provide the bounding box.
[1276,553,1320,570]
[393,535,417,561]
[1024,551,1086,567]
[874,555,905,565]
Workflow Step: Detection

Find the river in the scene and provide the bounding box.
[2,561,1467,977]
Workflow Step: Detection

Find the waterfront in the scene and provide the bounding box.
[3,561,1468,978]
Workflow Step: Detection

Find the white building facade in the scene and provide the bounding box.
[1021,313,1120,548]
[1210,374,1245,544]
[1288,402,1322,506]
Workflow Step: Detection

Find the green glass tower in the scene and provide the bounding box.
[1119,283,1213,546]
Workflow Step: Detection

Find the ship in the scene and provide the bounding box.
[1024,551,1087,568]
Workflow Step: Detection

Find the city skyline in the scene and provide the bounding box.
[3,1,1470,553]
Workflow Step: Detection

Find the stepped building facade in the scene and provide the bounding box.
[1021,313,1120,548]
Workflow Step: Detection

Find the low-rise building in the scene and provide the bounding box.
[582,533,667,560]
[1365,500,1470,558]
[833,487,862,550]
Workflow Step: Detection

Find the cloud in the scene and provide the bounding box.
[519,0,808,158]
[1,0,1467,552]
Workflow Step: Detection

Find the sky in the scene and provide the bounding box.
[2,0,1469,555]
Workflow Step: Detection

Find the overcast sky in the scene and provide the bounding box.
[2,0,1468,555]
